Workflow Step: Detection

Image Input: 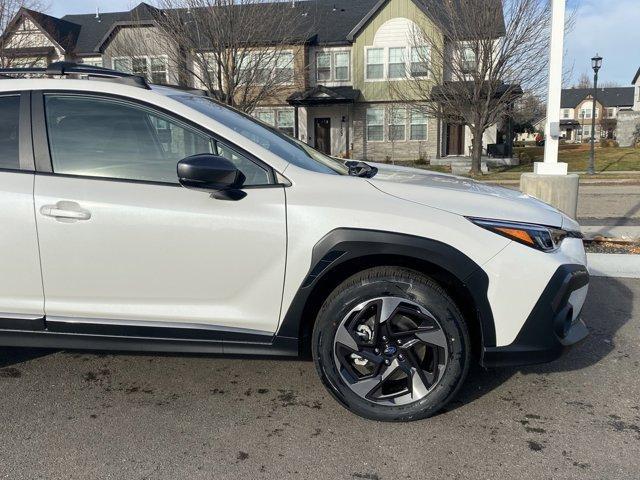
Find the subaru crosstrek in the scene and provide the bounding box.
[0,63,589,421]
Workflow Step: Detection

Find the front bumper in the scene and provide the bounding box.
[482,264,589,368]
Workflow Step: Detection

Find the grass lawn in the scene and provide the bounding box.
[408,146,640,180]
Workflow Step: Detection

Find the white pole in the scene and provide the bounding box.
[535,0,568,175]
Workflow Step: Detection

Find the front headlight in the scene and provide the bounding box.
[468,218,583,252]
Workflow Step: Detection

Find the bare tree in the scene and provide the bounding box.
[512,92,546,138]
[0,0,50,68]
[112,0,313,113]
[574,71,591,89]
[391,0,568,174]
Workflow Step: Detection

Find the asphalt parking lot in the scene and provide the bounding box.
[1,276,638,480]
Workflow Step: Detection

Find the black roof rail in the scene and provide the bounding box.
[0,61,150,90]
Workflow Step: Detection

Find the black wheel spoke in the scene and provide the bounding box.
[350,358,400,399]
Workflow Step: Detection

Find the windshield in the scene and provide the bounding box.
[171,95,348,175]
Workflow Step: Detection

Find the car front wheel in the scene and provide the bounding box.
[312,266,470,422]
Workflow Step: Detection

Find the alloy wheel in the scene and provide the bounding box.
[333,297,449,406]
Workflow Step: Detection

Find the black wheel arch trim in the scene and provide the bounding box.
[277,228,497,348]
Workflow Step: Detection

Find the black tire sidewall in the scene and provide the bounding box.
[312,267,470,422]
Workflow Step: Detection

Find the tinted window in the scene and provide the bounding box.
[0,96,20,170]
[171,95,348,175]
[45,95,214,184]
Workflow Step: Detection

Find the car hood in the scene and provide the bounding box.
[367,162,569,228]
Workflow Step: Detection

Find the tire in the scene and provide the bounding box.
[312,266,470,422]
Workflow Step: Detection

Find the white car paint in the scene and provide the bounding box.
[0,77,589,350]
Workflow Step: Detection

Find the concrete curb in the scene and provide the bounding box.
[587,253,640,279]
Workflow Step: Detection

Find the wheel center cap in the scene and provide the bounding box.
[383,345,397,356]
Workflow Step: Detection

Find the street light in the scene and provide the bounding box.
[587,54,603,175]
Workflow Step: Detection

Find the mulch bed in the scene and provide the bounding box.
[584,241,640,254]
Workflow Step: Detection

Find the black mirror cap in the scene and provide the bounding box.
[177,154,246,193]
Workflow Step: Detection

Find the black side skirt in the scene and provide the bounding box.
[0,320,298,357]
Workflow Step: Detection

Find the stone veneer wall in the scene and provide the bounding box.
[350,103,439,163]
[617,110,640,147]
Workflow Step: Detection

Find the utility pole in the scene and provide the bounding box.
[520,0,580,219]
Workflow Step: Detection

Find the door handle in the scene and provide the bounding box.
[40,203,91,221]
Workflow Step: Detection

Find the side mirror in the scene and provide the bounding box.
[177,154,246,200]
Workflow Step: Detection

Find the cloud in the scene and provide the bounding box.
[564,0,640,86]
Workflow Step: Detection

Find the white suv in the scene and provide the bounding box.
[0,63,589,421]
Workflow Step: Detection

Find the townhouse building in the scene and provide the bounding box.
[1,0,508,162]
[558,87,634,142]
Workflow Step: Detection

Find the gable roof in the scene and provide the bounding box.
[60,0,380,54]
[347,0,506,41]
[4,8,81,52]
[561,87,635,109]
[633,67,640,85]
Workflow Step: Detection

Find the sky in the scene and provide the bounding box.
[49,0,640,88]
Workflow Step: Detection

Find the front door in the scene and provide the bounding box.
[33,93,287,334]
[446,123,464,156]
[314,117,331,154]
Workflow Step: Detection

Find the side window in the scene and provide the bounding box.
[44,95,213,184]
[0,96,21,170]
[215,140,271,186]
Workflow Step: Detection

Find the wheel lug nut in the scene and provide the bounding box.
[384,359,390,365]
[398,354,404,361]
[374,348,380,354]
[382,336,387,342]
[397,339,402,345]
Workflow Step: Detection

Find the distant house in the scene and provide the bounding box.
[559,87,634,142]
[1,0,515,162]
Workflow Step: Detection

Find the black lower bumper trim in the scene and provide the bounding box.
[482,264,589,368]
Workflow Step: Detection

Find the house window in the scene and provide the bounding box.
[150,57,168,84]
[583,124,591,136]
[410,110,428,140]
[389,108,406,141]
[254,109,294,137]
[366,48,384,80]
[461,46,476,73]
[276,110,295,137]
[81,57,103,67]
[113,56,168,84]
[388,47,406,79]
[256,110,275,126]
[410,46,429,77]
[334,52,350,81]
[275,52,294,84]
[580,108,591,120]
[607,108,615,118]
[562,109,570,119]
[317,52,331,82]
[366,107,384,141]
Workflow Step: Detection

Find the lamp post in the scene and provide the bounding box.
[588,54,603,175]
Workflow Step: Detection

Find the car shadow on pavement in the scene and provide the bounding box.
[450,276,635,412]
[0,277,634,415]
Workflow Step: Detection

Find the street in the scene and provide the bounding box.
[0,276,638,480]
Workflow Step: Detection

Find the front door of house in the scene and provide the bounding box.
[314,118,331,154]
[446,123,464,156]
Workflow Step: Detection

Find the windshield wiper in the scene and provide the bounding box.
[345,161,378,178]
